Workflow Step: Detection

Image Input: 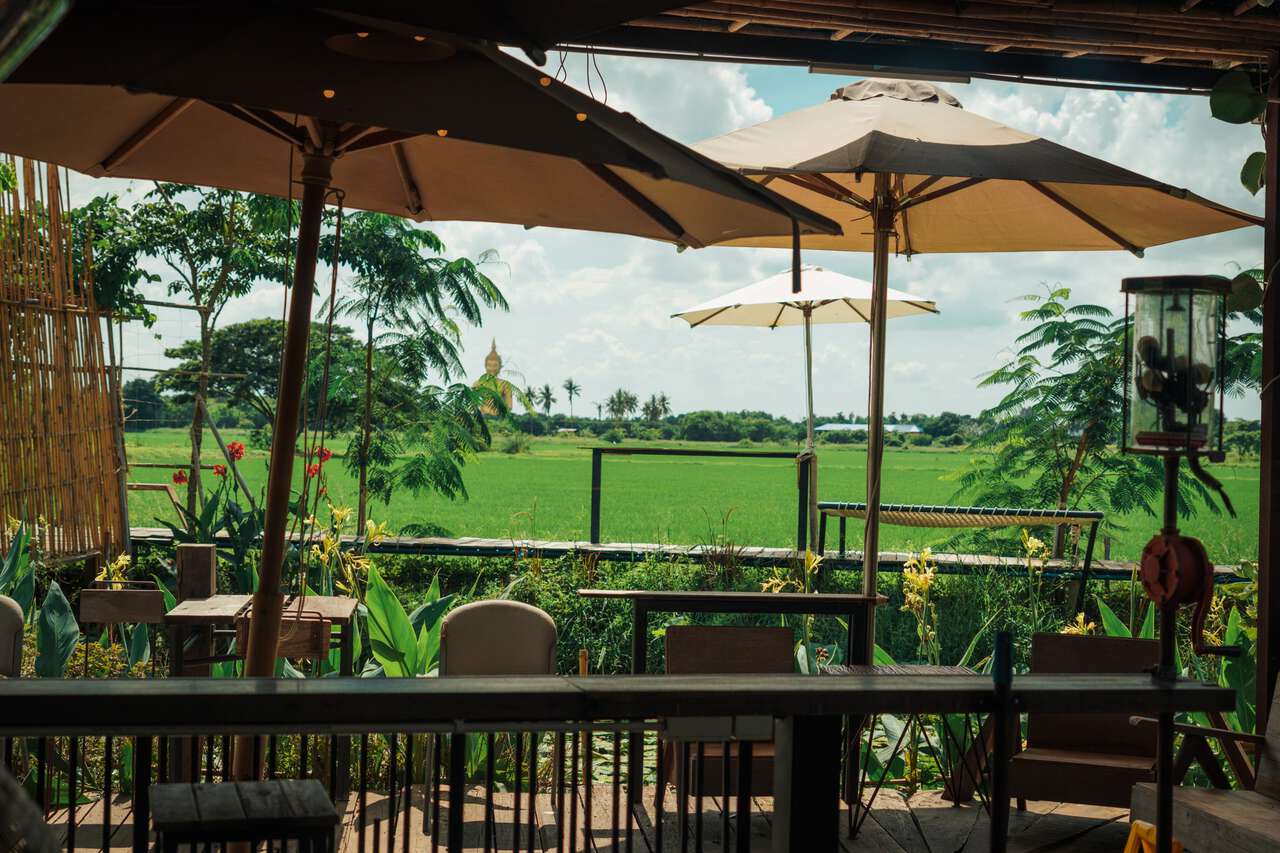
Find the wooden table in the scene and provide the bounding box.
[578,588,886,804]
[165,594,357,674]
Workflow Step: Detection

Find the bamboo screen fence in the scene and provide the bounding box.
[0,157,124,560]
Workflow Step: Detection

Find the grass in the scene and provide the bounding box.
[123,428,1261,563]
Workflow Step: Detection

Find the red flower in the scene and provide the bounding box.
[172,469,189,485]
[212,464,227,478]
[305,463,321,478]
[227,441,246,461]
[318,487,327,496]
[316,446,333,463]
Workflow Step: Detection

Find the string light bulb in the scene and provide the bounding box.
[436,129,448,137]
[413,35,426,42]
[575,112,587,122]
[322,89,336,99]
[356,32,369,38]
[539,76,551,87]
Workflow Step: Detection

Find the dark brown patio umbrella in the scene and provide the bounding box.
[0,7,839,694]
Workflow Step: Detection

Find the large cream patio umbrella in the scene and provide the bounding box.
[693,78,1262,639]
[0,6,839,707]
[673,264,937,549]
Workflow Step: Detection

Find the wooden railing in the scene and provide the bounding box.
[1,672,1233,853]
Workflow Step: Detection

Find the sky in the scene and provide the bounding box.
[78,53,1267,421]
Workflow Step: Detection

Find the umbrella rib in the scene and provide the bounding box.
[210,103,308,148]
[774,173,870,210]
[904,300,940,315]
[841,298,871,323]
[584,163,697,246]
[99,98,195,173]
[340,128,420,154]
[897,177,987,211]
[807,173,873,209]
[768,303,788,329]
[390,143,425,217]
[1027,181,1143,256]
[688,305,734,328]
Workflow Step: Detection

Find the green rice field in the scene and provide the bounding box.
[123,429,1261,564]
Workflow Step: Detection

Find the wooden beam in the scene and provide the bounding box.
[1235,0,1261,15]
[1141,56,1165,64]
[1063,50,1090,58]
[985,44,1009,52]
[727,19,750,32]
[1258,47,1280,739]
[831,28,856,40]
[1180,0,1206,9]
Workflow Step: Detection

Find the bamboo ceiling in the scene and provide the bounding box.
[625,1,1277,76]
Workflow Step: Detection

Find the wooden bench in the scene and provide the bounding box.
[1130,680,1280,852]
[150,779,338,853]
[817,502,1104,606]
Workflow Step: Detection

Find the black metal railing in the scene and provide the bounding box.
[587,446,811,548]
[1,669,1233,853]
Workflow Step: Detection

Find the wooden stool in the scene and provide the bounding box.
[150,780,338,853]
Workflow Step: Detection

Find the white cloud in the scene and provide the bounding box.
[74,61,1265,421]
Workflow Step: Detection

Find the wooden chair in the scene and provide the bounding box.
[664,625,794,796]
[1129,680,1280,852]
[1007,633,1159,808]
[439,599,557,676]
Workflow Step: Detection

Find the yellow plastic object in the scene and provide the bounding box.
[1123,820,1183,853]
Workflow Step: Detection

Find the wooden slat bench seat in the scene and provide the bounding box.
[150,780,339,852]
[1130,680,1280,852]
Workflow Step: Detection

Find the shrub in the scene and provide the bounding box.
[602,427,625,444]
[939,433,966,447]
[499,433,531,454]
[906,433,933,447]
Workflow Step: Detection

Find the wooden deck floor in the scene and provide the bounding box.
[42,787,1134,852]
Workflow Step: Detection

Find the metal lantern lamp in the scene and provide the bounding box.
[1122,275,1238,853]
[1122,275,1228,458]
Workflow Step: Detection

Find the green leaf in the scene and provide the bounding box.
[873,644,896,666]
[1095,598,1131,638]
[1211,71,1266,125]
[1241,151,1267,196]
[10,565,34,622]
[126,624,150,669]
[152,575,177,612]
[1229,269,1265,312]
[0,522,28,594]
[35,582,80,677]
[364,564,418,677]
[1139,603,1156,640]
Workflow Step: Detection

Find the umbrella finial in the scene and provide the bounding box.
[831,78,962,108]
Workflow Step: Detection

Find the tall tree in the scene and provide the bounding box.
[562,378,581,416]
[132,184,289,512]
[606,389,638,420]
[536,384,556,416]
[159,318,363,431]
[957,286,1222,555]
[321,212,506,528]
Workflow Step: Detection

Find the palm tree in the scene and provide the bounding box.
[522,385,538,414]
[562,378,581,416]
[607,388,639,420]
[641,394,661,422]
[323,212,506,529]
[656,393,671,418]
[537,383,556,416]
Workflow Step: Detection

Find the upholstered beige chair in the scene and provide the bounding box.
[0,595,23,677]
[440,599,558,676]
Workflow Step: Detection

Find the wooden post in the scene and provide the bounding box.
[1259,50,1280,736]
[236,145,333,782]
[589,448,603,544]
[171,543,215,782]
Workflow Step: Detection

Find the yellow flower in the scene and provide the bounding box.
[1061,613,1096,636]
[330,505,353,529]
[365,519,391,545]
[96,553,131,585]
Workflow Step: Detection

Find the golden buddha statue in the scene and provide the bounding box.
[474,339,514,416]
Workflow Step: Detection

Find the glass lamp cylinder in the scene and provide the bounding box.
[1122,275,1227,456]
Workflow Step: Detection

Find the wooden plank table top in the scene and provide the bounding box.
[0,674,1232,735]
[164,594,357,625]
[577,588,887,613]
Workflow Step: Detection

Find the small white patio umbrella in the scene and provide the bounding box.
[673,264,938,546]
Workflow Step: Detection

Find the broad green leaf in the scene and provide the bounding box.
[1139,603,1156,640]
[1211,71,1266,124]
[35,582,80,677]
[1095,598,1131,638]
[126,624,150,669]
[1221,608,1256,732]
[364,564,418,677]
[152,575,177,612]
[873,644,896,665]
[1241,151,1267,197]
[0,522,28,594]
[11,565,34,622]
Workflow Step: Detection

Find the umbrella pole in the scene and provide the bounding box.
[861,172,894,660]
[234,149,333,777]
[803,305,820,558]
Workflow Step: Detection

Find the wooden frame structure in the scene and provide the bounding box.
[564,0,1280,737]
[0,157,124,560]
